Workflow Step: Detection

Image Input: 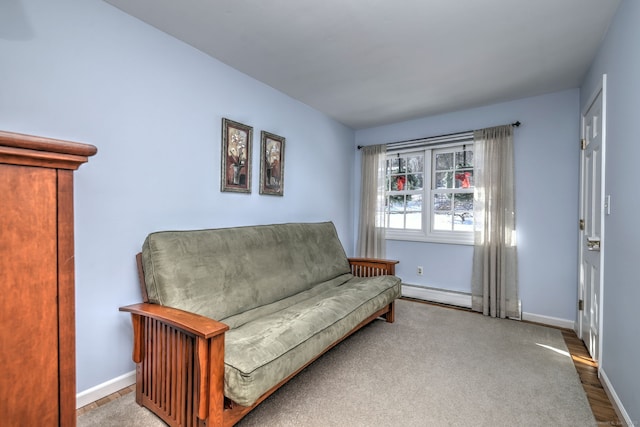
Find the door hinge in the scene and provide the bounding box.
[579,219,585,230]
[580,139,586,150]
[579,299,584,311]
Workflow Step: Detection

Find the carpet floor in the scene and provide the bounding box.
[78,299,596,426]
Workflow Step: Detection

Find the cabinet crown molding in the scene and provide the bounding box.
[0,130,97,170]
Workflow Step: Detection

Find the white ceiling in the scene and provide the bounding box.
[104,0,620,129]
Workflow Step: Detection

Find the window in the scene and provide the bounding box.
[384,141,474,244]
[386,152,424,230]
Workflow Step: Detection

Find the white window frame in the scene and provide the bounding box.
[384,140,474,245]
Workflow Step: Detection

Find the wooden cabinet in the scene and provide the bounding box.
[0,130,97,427]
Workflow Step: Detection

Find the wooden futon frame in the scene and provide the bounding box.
[120,256,398,427]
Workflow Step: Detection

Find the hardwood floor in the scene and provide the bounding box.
[76,301,621,425]
[562,330,621,425]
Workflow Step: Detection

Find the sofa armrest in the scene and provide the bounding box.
[120,303,229,339]
[120,303,229,423]
[348,257,399,277]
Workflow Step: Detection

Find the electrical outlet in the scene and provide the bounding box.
[417,266,423,276]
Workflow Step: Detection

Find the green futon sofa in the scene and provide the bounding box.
[121,221,400,427]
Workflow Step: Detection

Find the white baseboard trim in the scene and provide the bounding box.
[76,370,136,409]
[600,368,634,426]
[401,284,472,308]
[521,312,575,330]
[402,284,576,330]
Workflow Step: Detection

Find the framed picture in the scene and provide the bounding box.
[259,131,286,196]
[221,118,252,193]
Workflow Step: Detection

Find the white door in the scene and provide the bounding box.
[578,75,606,361]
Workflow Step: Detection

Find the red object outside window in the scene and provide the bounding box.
[455,172,471,188]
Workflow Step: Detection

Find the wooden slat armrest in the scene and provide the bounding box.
[348,257,400,277]
[121,303,228,422]
[119,303,229,339]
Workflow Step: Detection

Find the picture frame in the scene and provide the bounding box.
[221,118,252,193]
[259,131,286,196]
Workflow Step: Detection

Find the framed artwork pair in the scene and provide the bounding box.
[220,118,285,196]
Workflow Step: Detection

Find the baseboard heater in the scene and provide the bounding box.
[401,284,472,308]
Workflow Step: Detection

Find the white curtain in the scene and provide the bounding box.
[357,144,387,258]
[472,125,519,319]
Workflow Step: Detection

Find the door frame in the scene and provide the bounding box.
[577,73,607,367]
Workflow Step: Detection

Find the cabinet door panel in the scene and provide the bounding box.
[0,164,59,425]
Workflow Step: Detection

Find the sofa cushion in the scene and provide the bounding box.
[220,273,354,329]
[141,222,352,320]
[223,274,401,406]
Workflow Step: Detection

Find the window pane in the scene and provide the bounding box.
[407,194,422,211]
[398,157,406,173]
[387,158,400,174]
[388,213,405,229]
[389,195,405,212]
[406,212,422,230]
[455,170,473,188]
[435,152,453,170]
[407,173,423,190]
[390,175,407,191]
[433,193,452,231]
[406,194,422,230]
[407,155,423,173]
[454,194,474,231]
[455,150,473,168]
[435,171,452,189]
[387,195,405,229]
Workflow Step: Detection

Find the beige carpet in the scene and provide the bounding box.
[78,299,596,426]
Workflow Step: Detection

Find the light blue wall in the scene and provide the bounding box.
[355,89,580,321]
[0,0,355,393]
[580,0,640,421]
[4,0,630,411]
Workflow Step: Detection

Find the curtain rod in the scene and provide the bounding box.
[356,121,521,150]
